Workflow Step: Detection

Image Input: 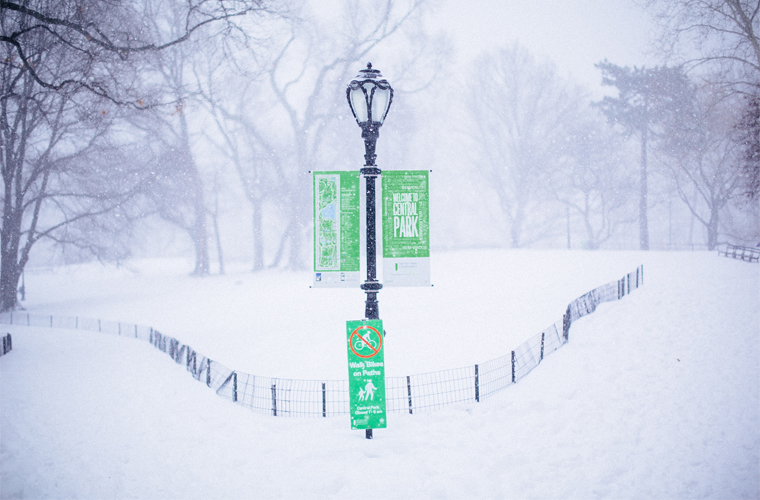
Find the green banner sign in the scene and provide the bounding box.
[381,170,430,287]
[346,319,387,430]
[313,171,360,287]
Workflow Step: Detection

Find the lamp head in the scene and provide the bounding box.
[346,62,393,127]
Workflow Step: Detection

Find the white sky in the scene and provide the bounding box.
[429,0,659,96]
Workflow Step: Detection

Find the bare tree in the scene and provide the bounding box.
[0,0,285,308]
[0,0,277,103]
[132,28,212,275]
[550,110,637,249]
[643,0,760,93]
[0,15,143,310]
[658,85,746,249]
[464,43,579,248]
[193,53,282,272]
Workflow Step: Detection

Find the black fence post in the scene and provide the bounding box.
[232,372,238,402]
[540,331,545,361]
[322,382,327,417]
[563,305,571,342]
[474,364,480,402]
[271,383,277,416]
[2,335,5,355]
[511,351,516,383]
[6,333,10,352]
[407,376,413,414]
[206,360,212,387]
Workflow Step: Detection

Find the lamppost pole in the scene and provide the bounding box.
[347,62,393,440]
[362,167,381,320]
[361,122,382,320]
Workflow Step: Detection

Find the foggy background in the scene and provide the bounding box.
[2,0,759,310]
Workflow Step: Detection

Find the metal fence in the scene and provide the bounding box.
[720,243,760,263]
[1,265,644,417]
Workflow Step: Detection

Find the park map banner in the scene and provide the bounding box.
[312,171,360,287]
[381,170,430,287]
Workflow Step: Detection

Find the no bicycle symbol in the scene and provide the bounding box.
[349,325,382,358]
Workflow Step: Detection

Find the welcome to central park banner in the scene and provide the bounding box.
[381,170,430,287]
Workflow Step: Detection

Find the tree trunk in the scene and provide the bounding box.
[212,211,224,275]
[707,205,720,251]
[252,200,265,272]
[640,124,650,250]
[178,111,209,276]
[1,194,22,312]
[510,205,525,248]
[584,213,598,250]
[192,197,209,275]
[0,252,20,312]
[191,174,209,275]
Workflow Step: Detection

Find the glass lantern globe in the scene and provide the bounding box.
[346,62,393,128]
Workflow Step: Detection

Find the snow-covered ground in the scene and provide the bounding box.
[1,249,758,499]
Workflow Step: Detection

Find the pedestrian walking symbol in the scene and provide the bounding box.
[346,319,387,430]
[358,380,377,401]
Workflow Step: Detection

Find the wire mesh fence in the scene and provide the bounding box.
[1,265,644,416]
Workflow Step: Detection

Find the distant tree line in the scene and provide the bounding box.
[1,0,758,313]
[0,0,442,311]
[462,0,758,252]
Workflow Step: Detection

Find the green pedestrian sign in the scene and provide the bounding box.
[346,319,387,430]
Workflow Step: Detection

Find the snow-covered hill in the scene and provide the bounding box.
[1,250,758,499]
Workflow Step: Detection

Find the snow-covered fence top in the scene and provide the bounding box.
[1,265,644,417]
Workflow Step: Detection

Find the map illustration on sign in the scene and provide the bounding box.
[316,175,340,270]
[312,171,360,287]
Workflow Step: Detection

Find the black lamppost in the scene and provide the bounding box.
[346,63,393,322]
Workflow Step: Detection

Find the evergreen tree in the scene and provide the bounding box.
[594,61,694,250]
